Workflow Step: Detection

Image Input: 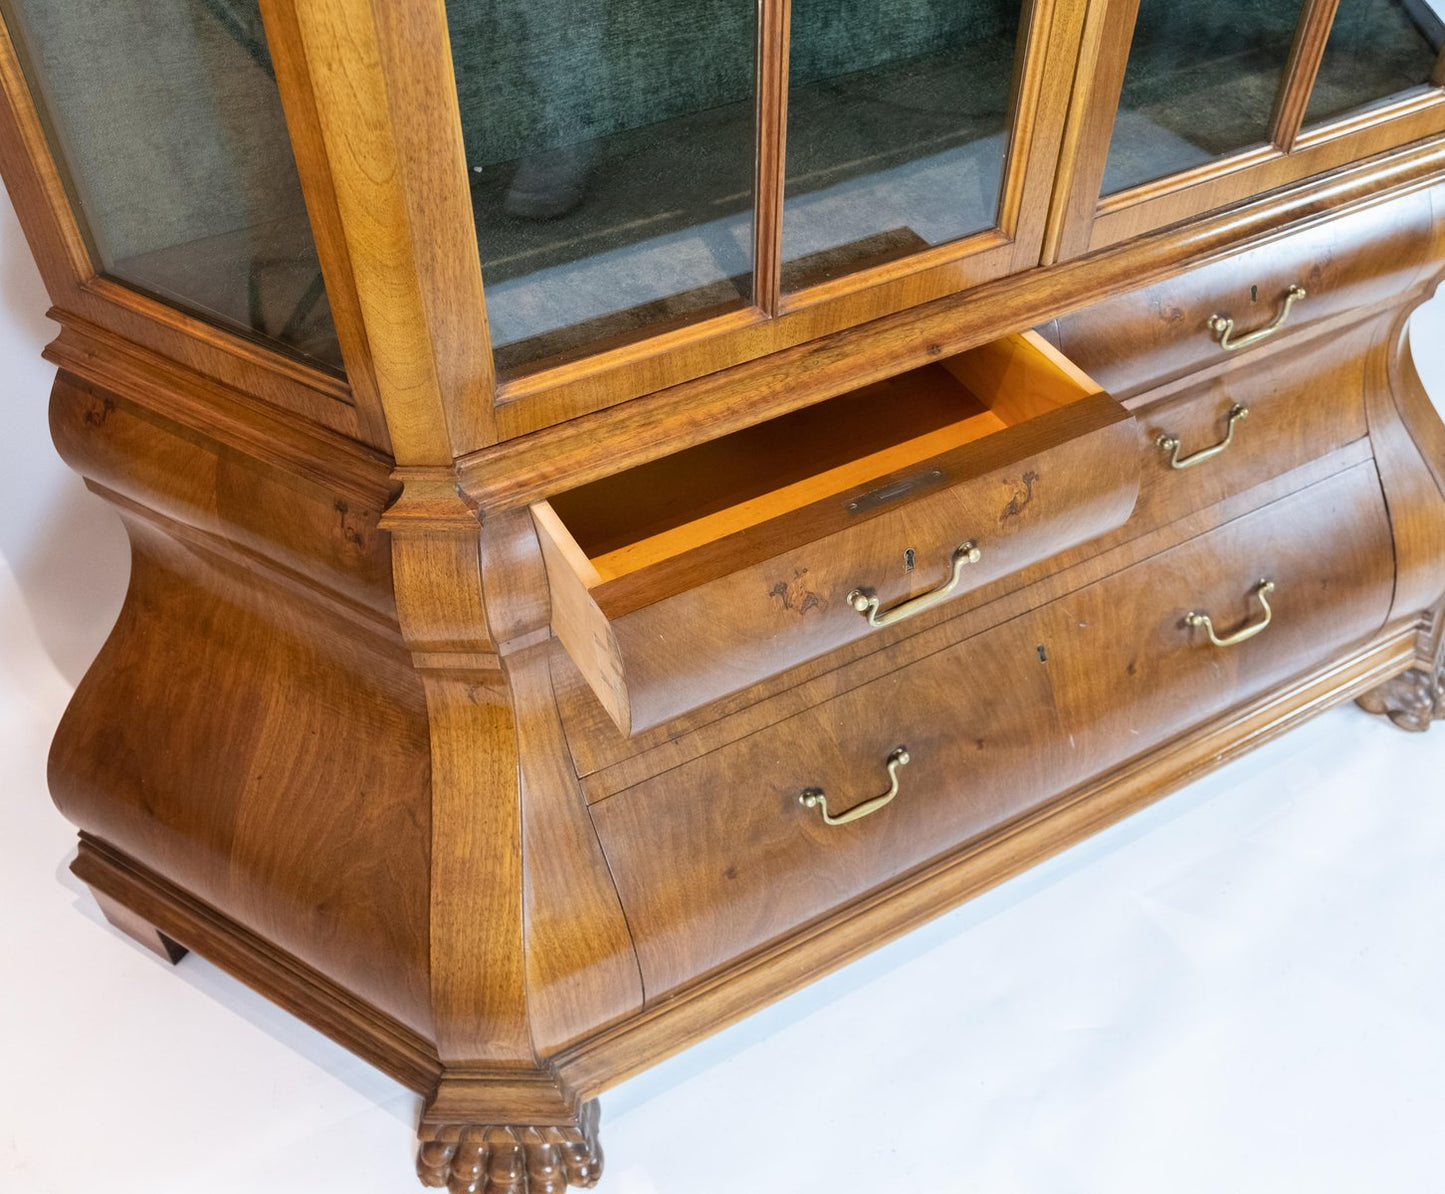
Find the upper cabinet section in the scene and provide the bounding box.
[1053,0,1445,258]
[0,0,342,371]
[7,0,1445,448]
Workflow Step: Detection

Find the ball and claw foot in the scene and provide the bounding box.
[417,1100,602,1193]
[1356,666,1444,733]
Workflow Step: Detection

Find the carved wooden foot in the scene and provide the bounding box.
[417,1100,602,1193]
[1357,667,1444,732]
[88,886,189,964]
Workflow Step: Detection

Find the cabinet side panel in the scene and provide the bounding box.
[46,373,435,1037]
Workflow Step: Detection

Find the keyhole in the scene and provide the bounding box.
[1250,284,1258,302]
[904,548,916,572]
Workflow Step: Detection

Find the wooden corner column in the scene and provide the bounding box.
[266,0,647,1168]
[382,477,641,1191]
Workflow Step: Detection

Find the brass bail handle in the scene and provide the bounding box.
[1157,404,1248,470]
[1208,284,1306,352]
[799,747,911,827]
[848,541,982,629]
[1186,579,1276,648]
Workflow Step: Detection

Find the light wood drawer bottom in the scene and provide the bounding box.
[589,461,1395,1000]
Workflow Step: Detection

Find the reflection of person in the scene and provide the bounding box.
[195,0,271,72]
[492,0,608,221]
[504,141,595,221]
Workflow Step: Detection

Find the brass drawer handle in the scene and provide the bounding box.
[799,747,910,826]
[1208,285,1306,352]
[1186,579,1276,648]
[848,542,981,628]
[1157,404,1248,470]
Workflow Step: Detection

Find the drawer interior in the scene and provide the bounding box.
[536,331,1105,587]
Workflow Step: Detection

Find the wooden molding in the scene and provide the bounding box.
[46,320,395,505]
[459,151,1445,512]
[73,836,442,1092]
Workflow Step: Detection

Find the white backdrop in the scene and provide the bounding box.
[3,181,1445,1193]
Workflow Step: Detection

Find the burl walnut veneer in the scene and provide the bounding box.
[4,0,1445,1189]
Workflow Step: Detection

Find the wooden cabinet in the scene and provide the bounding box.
[3,1,1445,1189]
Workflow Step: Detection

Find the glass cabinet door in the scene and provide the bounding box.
[1056,0,1445,258]
[0,0,341,370]
[1304,0,1443,128]
[1102,0,1307,195]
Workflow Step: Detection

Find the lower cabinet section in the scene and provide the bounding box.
[589,461,1396,1000]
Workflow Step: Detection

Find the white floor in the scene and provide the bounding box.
[4,192,1445,1192]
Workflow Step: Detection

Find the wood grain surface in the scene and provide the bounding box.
[5,5,1445,1190]
[590,463,1396,999]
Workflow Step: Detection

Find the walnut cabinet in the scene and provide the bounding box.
[3,0,1445,1188]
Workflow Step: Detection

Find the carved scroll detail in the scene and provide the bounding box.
[417,1100,602,1193]
[1357,666,1444,733]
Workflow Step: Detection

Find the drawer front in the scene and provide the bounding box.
[1128,321,1370,532]
[1053,191,1434,399]
[589,463,1394,999]
[600,403,1138,733]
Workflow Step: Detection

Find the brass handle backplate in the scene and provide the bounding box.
[1157,404,1248,470]
[848,542,981,629]
[1208,285,1306,352]
[799,747,910,827]
[1186,579,1276,648]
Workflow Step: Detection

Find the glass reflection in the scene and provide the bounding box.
[1304,0,1441,127]
[1103,0,1306,195]
[0,0,342,369]
[782,0,1022,291]
[445,0,757,374]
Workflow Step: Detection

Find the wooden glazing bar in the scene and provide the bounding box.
[1040,0,1142,263]
[1270,0,1341,152]
[753,0,790,317]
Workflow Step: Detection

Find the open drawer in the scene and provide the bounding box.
[532,332,1140,735]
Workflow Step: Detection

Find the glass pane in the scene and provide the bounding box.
[445,0,756,375]
[781,0,1022,292]
[0,0,341,370]
[1103,0,1307,196]
[1304,0,1441,127]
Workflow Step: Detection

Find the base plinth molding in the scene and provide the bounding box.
[417,1100,602,1193]
[1357,666,1444,732]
